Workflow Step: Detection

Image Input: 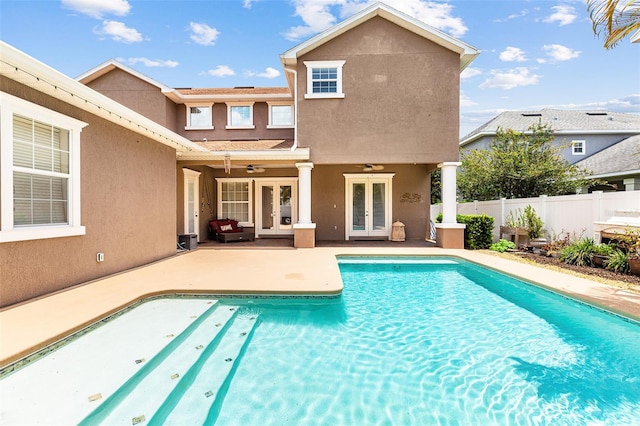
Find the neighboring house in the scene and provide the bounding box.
[574,134,640,191]
[80,3,479,248]
[0,41,207,307]
[460,109,640,171]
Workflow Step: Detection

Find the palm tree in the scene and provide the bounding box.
[587,0,640,48]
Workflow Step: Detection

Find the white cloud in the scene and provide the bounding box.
[246,67,281,79]
[494,9,529,23]
[207,65,235,77]
[283,0,341,41]
[243,0,257,8]
[542,44,581,62]
[62,0,130,19]
[460,92,477,107]
[189,22,220,46]
[499,47,527,62]
[479,67,541,90]
[120,57,179,68]
[539,94,640,113]
[284,0,467,41]
[461,67,482,80]
[94,20,143,43]
[543,5,577,26]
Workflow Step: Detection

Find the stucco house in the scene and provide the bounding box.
[80,3,479,248]
[0,41,208,307]
[0,3,477,307]
[460,108,640,191]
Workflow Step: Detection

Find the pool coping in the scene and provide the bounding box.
[1,247,639,368]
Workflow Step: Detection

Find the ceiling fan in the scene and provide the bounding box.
[246,165,265,174]
[361,163,384,172]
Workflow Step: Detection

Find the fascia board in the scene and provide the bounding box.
[167,92,293,104]
[460,129,640,146]
[76,59,173,92]
[180,148,310,162]
[280,3,479,70]
[1,41,207,154]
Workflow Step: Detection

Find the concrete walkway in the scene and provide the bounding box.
[1,247,639,368]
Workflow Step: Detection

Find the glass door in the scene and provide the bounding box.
[345,174,393,240]
[256,180,297,236]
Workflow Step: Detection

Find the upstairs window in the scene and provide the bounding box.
[572,140,586,155]
[267,103,294,128]
[226,102,255,129]
[1,92,87,242]
[186,104,213,129]
[304,60,345,99]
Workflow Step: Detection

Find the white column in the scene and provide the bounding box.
[296,162,314,224]
[438,162,461,224]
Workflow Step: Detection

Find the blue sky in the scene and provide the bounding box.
[1,0,638,137]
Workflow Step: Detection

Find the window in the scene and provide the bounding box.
[304,60,345,99]
[0,92,87,242]
[267,103,294,128]
[226,102,255,129]
[572,140,586,155]
[216,179,253,225]
[185,104,213,129]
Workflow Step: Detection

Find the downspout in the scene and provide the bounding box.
[285,67,298,151]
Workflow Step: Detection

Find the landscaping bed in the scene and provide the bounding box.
[486,250,640,292]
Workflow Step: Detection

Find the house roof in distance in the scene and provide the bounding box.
[575,135,640,179]
[460,109,640,146]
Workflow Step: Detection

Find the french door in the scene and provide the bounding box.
[183,168,201,240]
[256,179,297,236]
[344,174,394,239]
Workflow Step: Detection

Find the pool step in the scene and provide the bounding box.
[79,303,239,425]
[150,312,260,425]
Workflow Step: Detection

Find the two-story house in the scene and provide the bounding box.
[0,3,477,307]
[460,109,640,191]
[80,3,479,248]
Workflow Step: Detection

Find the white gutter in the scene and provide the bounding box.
[0,41,207,154]
[460,129,640,146]
[284,67,299,151]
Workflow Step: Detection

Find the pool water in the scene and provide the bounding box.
[2,257,639,425]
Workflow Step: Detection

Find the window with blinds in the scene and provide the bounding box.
[12,115,70,226]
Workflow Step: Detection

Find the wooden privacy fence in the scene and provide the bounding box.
[430,191,640,242]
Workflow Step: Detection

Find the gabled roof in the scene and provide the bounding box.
[460,109,640,146]
[77,60,292,103]
[280,2,479,71]
[77,59,173,92]
[0,41,207,154]
[575,135,640,179]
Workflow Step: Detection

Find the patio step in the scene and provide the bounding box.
[150,312,260,425]
[79,302,239,425]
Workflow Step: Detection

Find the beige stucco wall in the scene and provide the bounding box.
[296,16,461,164]
[84,68,177,129]
[173,103,294,142]
[0,80,177,308]
[312,164,433,241]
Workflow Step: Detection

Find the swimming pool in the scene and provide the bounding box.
[1,256,639,424]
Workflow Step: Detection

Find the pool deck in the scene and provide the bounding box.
[1,246,639,368]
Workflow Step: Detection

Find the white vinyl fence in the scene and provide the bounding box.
[431,191,640,242]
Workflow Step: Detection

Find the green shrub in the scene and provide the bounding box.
[490,239,516,253]
[523,205,544,239]
[458,214,494,250]
[434,213,494,250]
[559,237,595,267]
[605,249,629,273]
[593,243,615,257]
